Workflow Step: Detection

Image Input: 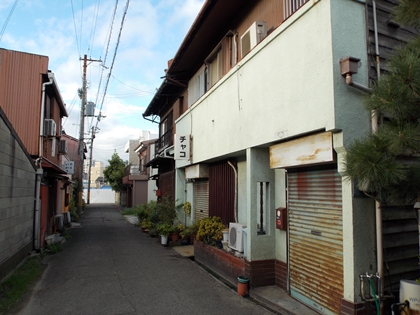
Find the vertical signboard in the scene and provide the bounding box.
[174,134,190,160]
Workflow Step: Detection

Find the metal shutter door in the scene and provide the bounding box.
[194,180,209,222]
[288,168,343,315]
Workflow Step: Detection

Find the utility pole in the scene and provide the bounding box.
[87,126,95,204]
[77,54,101,215]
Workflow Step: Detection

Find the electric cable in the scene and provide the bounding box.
[0,0,19,43]
[70,0,81,59]
[95,0,130,131]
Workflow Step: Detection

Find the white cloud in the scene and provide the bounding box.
[0,0,204,164]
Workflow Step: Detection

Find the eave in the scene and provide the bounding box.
[143,0,252,119]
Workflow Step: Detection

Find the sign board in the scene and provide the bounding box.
[174,134,190,160]
[270,132,334,169]
[63,161,75,174]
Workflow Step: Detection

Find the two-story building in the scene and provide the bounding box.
[0,48,71,249]
[143,1,417,314]
[123,132,158,207]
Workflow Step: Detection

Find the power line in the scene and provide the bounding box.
[0,0,19,43]
[70,0,81,58]
[95,0,130,131]
[90,0,119,129]
[110,74,156,93]
[88,0,101,58]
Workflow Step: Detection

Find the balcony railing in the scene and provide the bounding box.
[155,129,173,155]
[124,164,141,176]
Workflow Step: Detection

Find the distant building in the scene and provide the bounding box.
[90,161,105,188]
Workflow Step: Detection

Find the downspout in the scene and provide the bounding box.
[373,0,383,301]
[227,161,238,223]
[34,73,54,249]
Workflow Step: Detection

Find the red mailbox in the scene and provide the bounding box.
[276,208,287,230]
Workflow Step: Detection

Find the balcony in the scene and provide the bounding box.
[154,129,173,155]
[124,164,141,176]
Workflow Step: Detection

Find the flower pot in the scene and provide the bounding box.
[237,276,249,296]
[222,229,229,242]
[161,235,168,246]
[171,232,180,242]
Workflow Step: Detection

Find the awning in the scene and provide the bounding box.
[42,158,67,175]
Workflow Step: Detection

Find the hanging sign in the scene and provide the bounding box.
[63,161,75,174]
[174,134,190,160]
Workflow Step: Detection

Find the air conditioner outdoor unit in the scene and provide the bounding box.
[241,21,267,58]
[44,119,56,136]
[58,139,67,154]
[229,222,246,252]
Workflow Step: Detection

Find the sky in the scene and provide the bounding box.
[0,0,205,165]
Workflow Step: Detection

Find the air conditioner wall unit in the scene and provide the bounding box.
[58,139,67,154]
[241,21,267,58]
[44,119,56,136]
[229,222,246,252]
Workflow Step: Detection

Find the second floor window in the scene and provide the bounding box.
[207,49,223,88]
[188,65,207,107]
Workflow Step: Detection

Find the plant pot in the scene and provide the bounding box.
[237,276,249,296]
[171,232,180,242]
[161,235,168,246]
[222,241,228,250]
[222,229,229,242]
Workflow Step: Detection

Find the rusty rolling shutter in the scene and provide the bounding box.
[194,180,209,222]
[288,168,343,315]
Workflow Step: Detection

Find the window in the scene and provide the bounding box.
[284,0,309,19]
[207,49,223,88]
[257,181,270,235]
[140,157,145,173]
[188,65,206,107]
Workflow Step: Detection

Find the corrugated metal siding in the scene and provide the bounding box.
[0,49,49,156]
[194,180,209,222]
[382,205,418,295]
[288,168,343,315]
[209,161,235,225]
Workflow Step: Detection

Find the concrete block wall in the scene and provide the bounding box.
[0,112,36,281]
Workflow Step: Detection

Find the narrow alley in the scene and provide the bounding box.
[16,204,274,315]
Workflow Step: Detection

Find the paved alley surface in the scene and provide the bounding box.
[16,204,274,315]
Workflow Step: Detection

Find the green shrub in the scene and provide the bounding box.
[196,216,225,246]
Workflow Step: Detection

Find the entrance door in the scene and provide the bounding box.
[288,168,343,315]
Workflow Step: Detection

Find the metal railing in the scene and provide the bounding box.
[154,129,173,155]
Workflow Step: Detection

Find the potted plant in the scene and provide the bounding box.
[171,223,184,242]
[180,220,201,244]
[196,216,225,246]
[140,219,153,233]
[156,222,175,246]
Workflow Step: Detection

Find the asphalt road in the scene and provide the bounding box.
[15,204,274,315]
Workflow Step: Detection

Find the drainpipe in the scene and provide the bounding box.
[227,161,238,223]
[34,73,54,249]
[345,74,372,94]
[372,0,384,300]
